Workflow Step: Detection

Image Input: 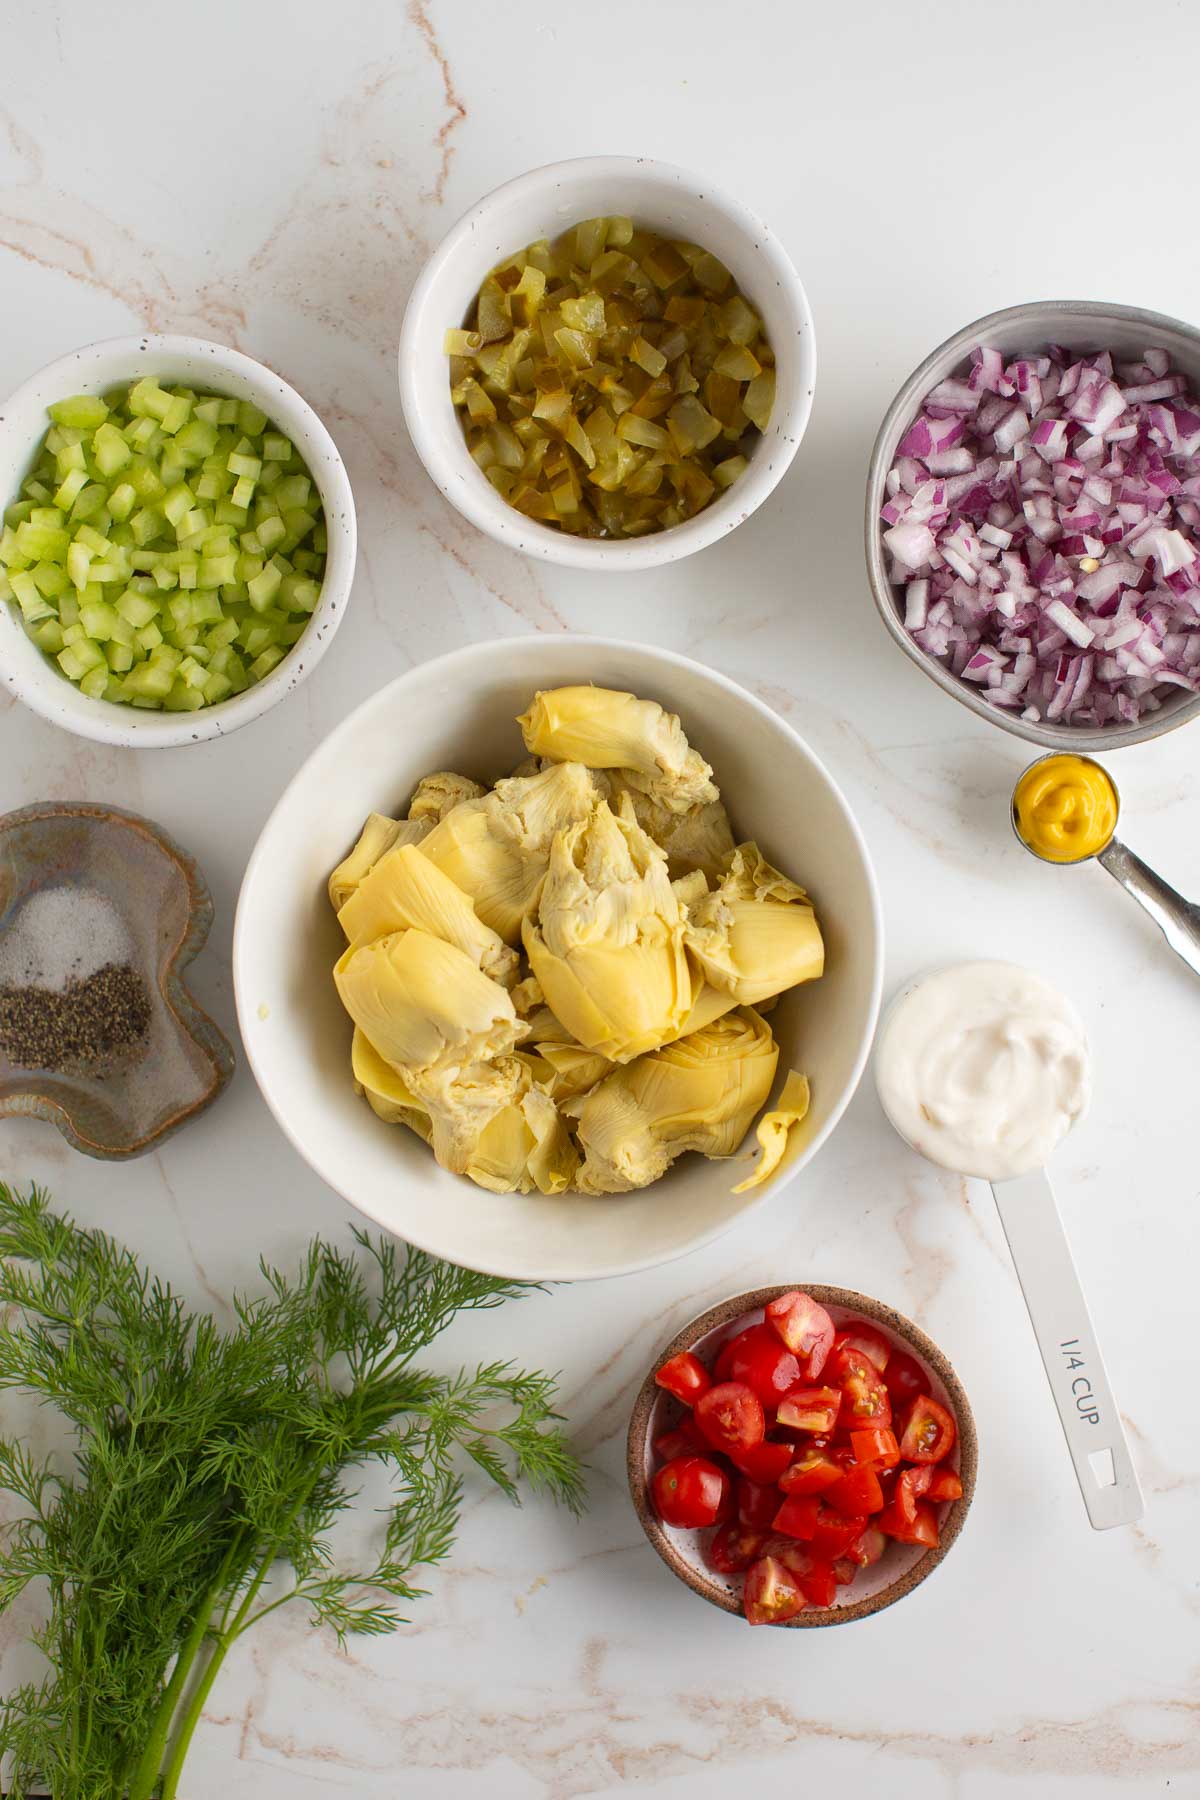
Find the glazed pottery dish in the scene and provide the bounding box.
[866,300,1200,751]
[0,333,356,747]
[628,1285,977,1626]
[399,156,815,570]
[0,802,234,1156]
[233,636,882,1281]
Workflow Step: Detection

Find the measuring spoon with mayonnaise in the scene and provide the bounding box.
[876,961,1143,1530]
[1013,753,1200,978]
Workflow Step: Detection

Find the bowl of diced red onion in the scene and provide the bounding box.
[865,300,1200,748]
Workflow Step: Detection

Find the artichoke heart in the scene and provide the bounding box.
[327,813,431,912]
[522,796,694,1064]
[351,1028,433,1141]
[333,928,523,1072]
[517,685,718,815]
[569,1006,780,1194]
[612,778,735,882]
[685,843,824,1006]
[419,760,600,945]
[337,843,518,989]
[407,769,486,825]
[731,1069,811,1193]
[404,1052,578,1194]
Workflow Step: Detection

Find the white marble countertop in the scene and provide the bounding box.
[1,2,1198,1793]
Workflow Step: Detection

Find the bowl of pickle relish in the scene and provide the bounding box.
[399,156,815,570]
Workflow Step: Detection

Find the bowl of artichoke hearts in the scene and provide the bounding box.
[234,638,882,1281]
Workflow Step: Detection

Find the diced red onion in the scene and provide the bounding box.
[883,341,1200,726]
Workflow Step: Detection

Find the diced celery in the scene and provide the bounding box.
[66,542,91,590]
[274,474,311,510]
[152,564,178,591]
[161,483,195,527]
[31,618,65,655]
[127,460,166,501]
[116,588,157,627]
[190,589,223,624]
[230,475,255,510]
[58,591,79,628]
[69,484,108,523]
[194,399,223,426]
[58,637,105,679]
[49,394,108,429]
[256,513,286,553]
[32,561,68,598]
[246,563,282,611]
[263,433,291,461]
[53,468,89,510]
[80,600,119,640]
[108,482,136,522]
[163,679,204,712]
[79,664,110,700]
[105,640,134,673]
[238,401,268,435]
[160,394,193,435]
[202,670,232,704]
[227,450,262,480]
[93,422,132,476]
[249,644,285,681]
[135,622,163,652]
[15,522,69,561]
[11,570,52,624]
[127,378,172,422]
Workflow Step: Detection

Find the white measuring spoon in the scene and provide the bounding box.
[876,965,1143,1531]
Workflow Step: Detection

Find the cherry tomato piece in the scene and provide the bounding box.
[828,1346,892,1429]
[810,1503,869,1559]
[654,1350,711,1406]
[737,1477,781,1532]
[833,1556,858,1585]
[849,1427,899,1469]
[832,1319,892,1373]
[844,1522,887,1568]
[772,1493,820,1540]
[730,1439,794,1483]
[878,1498,939,1548]
[893,1465,933,1525]
[925,1467,963,1503]
[775,1386,842,1434]
[778,1444,843,1496]
[706,1522,766,1575]
[743,1555,808,1626]
[825,1463,885,1517]
[695,1381,766,1456]
[883,1348,930,1409]
[764,1291,835,1378]
[718,1322,803,1409]
[653,1417,705,1462]
[651,1454,731,1529]
[899,1395,957,1464]
[798,1560,838,1607]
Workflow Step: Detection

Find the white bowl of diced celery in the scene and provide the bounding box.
[0,335,356,746]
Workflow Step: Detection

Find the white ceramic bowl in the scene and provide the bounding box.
[398,156,816,571]
[234,637,882,1282]
[0,334,357,748]
[865,299,1200,752]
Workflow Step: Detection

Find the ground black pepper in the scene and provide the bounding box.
[0,962,152,1072]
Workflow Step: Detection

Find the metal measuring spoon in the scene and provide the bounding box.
[1012,753,1200,978]
[876,966,1144,1531]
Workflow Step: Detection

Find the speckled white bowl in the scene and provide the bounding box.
[398,156,816,571]
[0,334,357,748]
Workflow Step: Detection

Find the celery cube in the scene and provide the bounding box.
[79,664,110,700]
[245,563,282,611]
[58,591,79,627]
[58,637,105,679]
[163,680,204,712]
[69,484,108,523]
[152,565,178,591]
[249,644,285,681]
[80,601,119,640]
[49,394,109,430]
[202,670,232,704]
[135,622,163,652]
[199,553,236,587]
[66,542,91,590]
[93,422,132,476]
[32,619,65,655]
[107,482,137,522]
[32,561,68,598]
[15,522,69,561]
[160,395,193,436]
[238,401,268,435]
[124,659,175,699]
[275,475,312,510]
[11,570,52,623]
[190,589,223,624]
[178,656,208,690]
[128,460,166,501]
[263,433,291,461]
[231,476,255,511]
[162,483,195,527]
[128,378,171,422]
[176,418,218,458]
[53,469,89,512]
[105,640,134,673]
[176,560,199,590]
[116,588,157,627]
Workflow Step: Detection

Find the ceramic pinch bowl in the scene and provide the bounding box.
[628,1285,977,1627]
[0,802,234,1158]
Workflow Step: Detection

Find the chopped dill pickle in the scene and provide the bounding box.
[446,215,772,537]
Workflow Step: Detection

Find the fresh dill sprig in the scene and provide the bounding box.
[0,1186,585,1800]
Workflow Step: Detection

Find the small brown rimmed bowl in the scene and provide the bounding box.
[0,802,234,1158]
[627,1285,977,1627]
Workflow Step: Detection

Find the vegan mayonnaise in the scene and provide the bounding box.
[875,962,1090,1181]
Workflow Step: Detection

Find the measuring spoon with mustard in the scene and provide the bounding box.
[1012,753,1200,977]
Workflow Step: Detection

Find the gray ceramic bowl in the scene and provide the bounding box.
[865,299,1200,752]
[0,802,234,1157]
[628,1285,977,1627]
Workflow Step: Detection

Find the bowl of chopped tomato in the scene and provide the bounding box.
[627,1285,976,1626]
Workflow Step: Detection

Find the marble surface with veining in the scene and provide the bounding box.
[1,1,1197,1793]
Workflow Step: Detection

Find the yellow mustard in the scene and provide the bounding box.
[1013,755,1118,863]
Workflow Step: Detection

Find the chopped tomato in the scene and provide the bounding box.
[833,1556,858,1585]
[798,1559,838,1607]
[713,1324,754,1382]
[743,1555,808,1626]
[810,1503,868,1559]
[772,1493,820,1540]
[878,1498,939,1548]
[893,1465,933,1526]
[925,1467,963,1503]
[883,1347,930,1409]
[654,1350,711,1406]
[695,1381,765,1456]
[730,1439,793,1483]
[706,1521,766,1575]
[736,1476,781,1532]
[828,1346,892,1429]
[849,1427,899,1469]
[899,1395,957,1464]
[844,1523,887,1568]
[653,1418,704,1461]
[651,1454,731,1528]
[718,1322,803,1409]
[825,1462,884,1517]
[764,1291,835,1378]
[775,1386,841,1434]
[778,1443,843,1496]
[832,1319,891,1372]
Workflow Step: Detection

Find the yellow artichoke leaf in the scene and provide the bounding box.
[407,770,486,824]
[333,929,523,1071]
[351,1029,433,1142]
[328,813,430,913]
[338,843,518,988]
[517,685,717,815]
[685,843,824,1006]
[731,1070,812,1194]
[613,778,735,881]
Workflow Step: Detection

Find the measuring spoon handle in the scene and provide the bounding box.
[990,1170,1143,1530]
[1098,837,1200,979]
